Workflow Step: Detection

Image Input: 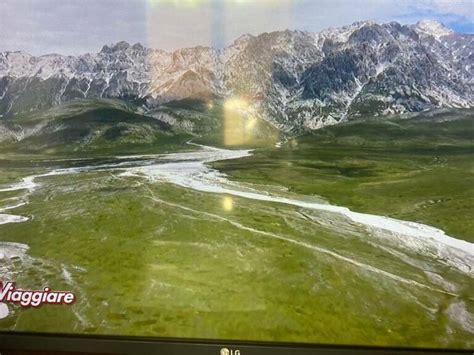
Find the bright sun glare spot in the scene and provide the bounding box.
[224,98,249,111]
[224,98,259,146]
[246,116,258,130]
[222,196,234,211]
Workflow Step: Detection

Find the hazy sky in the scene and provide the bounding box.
[0,0,473,55]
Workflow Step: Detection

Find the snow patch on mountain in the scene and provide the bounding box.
[414,19,453,40]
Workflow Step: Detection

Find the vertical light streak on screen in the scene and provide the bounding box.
[145,0,292,146]
[221,0,292,146]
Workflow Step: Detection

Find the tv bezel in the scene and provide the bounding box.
[0,331,472,354]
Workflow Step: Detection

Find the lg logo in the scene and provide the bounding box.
[220,347,241,355]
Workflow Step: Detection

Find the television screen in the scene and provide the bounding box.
[0,0,473,352]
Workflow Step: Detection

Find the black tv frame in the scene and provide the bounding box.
[0,332,472,354]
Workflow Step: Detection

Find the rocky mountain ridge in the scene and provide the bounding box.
[0,19,472,131]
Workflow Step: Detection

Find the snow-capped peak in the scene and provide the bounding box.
[414,19,453,40]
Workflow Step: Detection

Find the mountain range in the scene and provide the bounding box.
[0,19,472,133]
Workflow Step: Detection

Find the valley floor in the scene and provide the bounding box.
[0,112,473,348]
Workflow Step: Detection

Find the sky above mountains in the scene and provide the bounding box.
[1,0,473,55]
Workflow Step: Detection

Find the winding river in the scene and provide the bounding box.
[1,144,473,275]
